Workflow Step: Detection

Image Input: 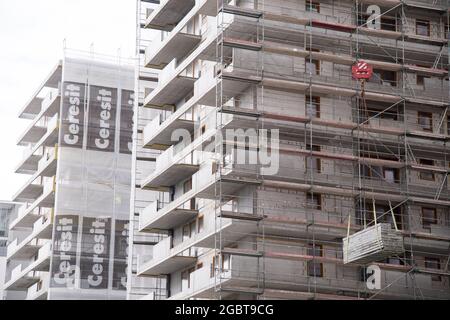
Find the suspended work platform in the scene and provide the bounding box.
[343,223,404,265]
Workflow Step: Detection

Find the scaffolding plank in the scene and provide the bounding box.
[221,5,263,18]
[221,248,263,257]
[220,210,264,221]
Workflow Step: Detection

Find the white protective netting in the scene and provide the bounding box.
[48,50,134,300]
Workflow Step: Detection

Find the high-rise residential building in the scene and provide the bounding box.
[3,50,135,300]
[132,0,450,300]
[126,0,166,300]
[0,201,19,300]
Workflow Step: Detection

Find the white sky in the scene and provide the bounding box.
[0,0,136,201]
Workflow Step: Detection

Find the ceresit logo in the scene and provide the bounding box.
[95,89,112,149]
[53,217,77,287]
[88,219,107,287]
[63,84,82,145]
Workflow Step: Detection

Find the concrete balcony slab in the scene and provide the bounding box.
[140,200,199,232]
[12,151,57,203]
[7,219,52,261]
[3,270,40,291]
[144,75,197,109]
[18,61,61,119]
[16,126,47,146]
[9,188,54,230]
[12,181,43,203]
[139,254,197,276]
[15,153,41,175]
[143,113,195,150]
[145,0,195,31]
[142,163,199,191]
[146,33,202,69]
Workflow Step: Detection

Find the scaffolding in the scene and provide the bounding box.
[211,0,450,300]
[136,0,450,300]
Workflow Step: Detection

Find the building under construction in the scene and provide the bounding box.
[132,0,450,300]
[4,50,134,300]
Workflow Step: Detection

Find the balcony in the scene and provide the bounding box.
[146,32,201,69]
[140,66,221,148]
[137,236,197,276]
[138,213,255,276]
[28,242,52,273]
[144,10,255,109]
[145,0,196,31]
[145,21,201,70]
[26,273,49,300]
[139,199,198,232]
[194,160,261,200]
[7,215,53,261]
[39,113,59,145]
[141,146,200,191]
[16,88,61,146]
[4,243,51,293]
[143,13,228,109]
[168,267,266,300]
[145,3,216,68]
[15,145,43,174]
[8,205,38,230]
[193,62,262,109]
[15,115,59,176]
[36,145,58,177]
[16,120,47,146]
[143,112,195,150]
[18,61,62,119]
[168,267,221,300]
[12,144,57,203]
[9,179,55,230]
[144,58,199,109]
[3,264,41,291]
[192,215,256,249]
[12,177,43,203]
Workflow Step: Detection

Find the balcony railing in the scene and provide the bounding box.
[139,200,163,230]
[46,113,59,134]
[153,236,172,262]
[7,214,52,260]
[40,87,60,114]
[36,241,52,261]
[37,145,57,173]
[26,272,49,300]
[170,268,230,299]
[6,239,19,258]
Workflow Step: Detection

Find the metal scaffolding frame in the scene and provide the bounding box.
[135,0,450,300]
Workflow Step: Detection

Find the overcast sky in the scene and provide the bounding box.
[0,0,136,201]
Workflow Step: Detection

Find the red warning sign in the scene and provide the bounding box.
[352,61,373,80]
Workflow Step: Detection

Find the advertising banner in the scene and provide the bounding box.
[60,82,86,149]
[50,215,80,289]
[87,86,117,153]
[79,217,111,290]
[49,55,134,300]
